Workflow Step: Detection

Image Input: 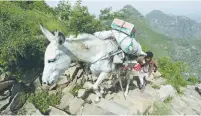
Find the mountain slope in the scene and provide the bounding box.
[146,10,201,39]
[117,5,172,59]
[105,5,200,79]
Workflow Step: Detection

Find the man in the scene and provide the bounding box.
[137,51,158,89]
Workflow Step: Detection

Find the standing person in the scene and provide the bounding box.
[138,51,158,89]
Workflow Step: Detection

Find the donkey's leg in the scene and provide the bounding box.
[93,72,109,90]
[125,78,130,97]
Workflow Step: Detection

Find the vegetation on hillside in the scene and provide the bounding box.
[158,57,198,93]
[0,0,198,94]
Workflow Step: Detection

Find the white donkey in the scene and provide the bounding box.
[40,25,146,100]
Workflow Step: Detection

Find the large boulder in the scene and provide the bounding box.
[17,102,42,115]
[68,97,84,114]
[9,92,27,113]
[58,92,74,110]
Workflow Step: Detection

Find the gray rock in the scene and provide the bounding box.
[58,92,74,110]
[9,92,27,113]
[0,80,15,92]
[157,85,176,102]
[83,82,93,89]
[0,73,6,82]
[153,71,162,78]
[33,77,41,87]
[17,102,42,115]
[77,89,86,98]
[62,82,76,94]
[68,97,84,114]
[95,99,129,115]
[57,75,69,85]
[86,93,97,103]
[77,103,114,115]
[0,96,10,110]
[64,66,79,80]
[49,106,69,115]
[76,69,84,78]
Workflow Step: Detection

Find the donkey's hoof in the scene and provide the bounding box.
[94,97,101,103]
[124,92,128,97]
[92,85,98,90]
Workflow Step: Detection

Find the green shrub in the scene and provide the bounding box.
[187,76,199,85]
[28,91,62,114]
[158,57,189,92]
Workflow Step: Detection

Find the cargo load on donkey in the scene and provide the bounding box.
[110,18,141,55]
[111,18,136,38]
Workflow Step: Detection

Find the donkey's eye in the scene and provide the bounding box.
[48,59,56,63]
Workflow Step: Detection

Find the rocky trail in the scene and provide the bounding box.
[0,63,201,115]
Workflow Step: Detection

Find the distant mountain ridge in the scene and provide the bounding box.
[146,10,201,39]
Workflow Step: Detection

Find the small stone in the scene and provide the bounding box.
[78,89,86,98]
[58,92,74,110]
[49,106,69,115]
[68,97,84,114]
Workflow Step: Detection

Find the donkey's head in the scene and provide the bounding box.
[40,24,71,85]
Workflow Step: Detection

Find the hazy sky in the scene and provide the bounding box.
[45,0,201,22]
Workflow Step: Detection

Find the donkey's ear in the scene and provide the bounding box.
[40,24,55,42]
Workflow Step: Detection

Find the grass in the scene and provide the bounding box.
[164,96,173,104]
[187,76,199,85]
[151,102,170,115]
[28,91,62,114]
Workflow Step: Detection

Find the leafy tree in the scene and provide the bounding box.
[68,0,104,35]
[99,7,124,29]
[54,0,71,21]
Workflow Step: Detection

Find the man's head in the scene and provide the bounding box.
[145,51,153,62]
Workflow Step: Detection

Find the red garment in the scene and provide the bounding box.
[120,63,142,71]
[133,63,141,71]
